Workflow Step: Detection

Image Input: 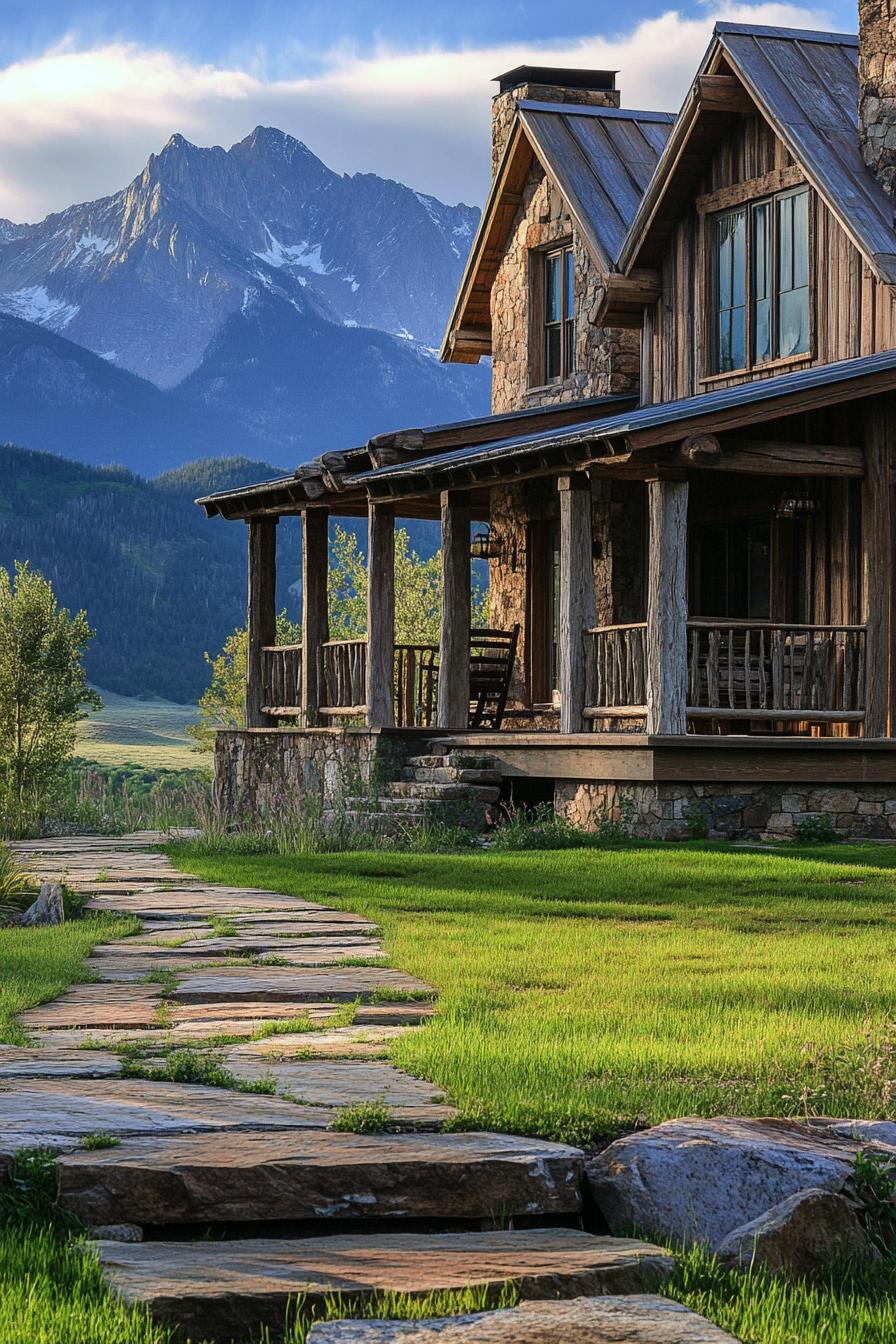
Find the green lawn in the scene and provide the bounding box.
[0,910,138,1045]
[168,840,896,1143]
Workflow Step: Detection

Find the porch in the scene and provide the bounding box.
[200,354,896,838]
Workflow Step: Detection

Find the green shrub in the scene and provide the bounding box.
[793,814,839,845]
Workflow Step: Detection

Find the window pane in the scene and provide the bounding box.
[729,304,746,371]
[546,324,562,380]
[717,216,732,309]
[731,210,746,308]
[792,189,809,288]
[751,201,772,364]
[564,317,575,376]
[545,253,561,323]
[564,248,574,319]
[778,287,809,357]
[777,194,794,292]
[752,202,770,299]
[753,297,771,364]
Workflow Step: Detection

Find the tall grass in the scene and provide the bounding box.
[169,841,896,1144]
[1,760,207,840]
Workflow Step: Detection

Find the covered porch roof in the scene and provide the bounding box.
[197,348,896,518]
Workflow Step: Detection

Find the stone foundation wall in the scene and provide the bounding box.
[555,779,896,841]
[214,729,409,820]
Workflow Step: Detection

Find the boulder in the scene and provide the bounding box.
[20,881,64,927]
[586,1116,896,1248]
[715,1187,873,1278]
[307,1294,741,1342]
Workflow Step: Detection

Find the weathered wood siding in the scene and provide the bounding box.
[643,114,896,405]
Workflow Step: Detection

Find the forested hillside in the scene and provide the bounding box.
[0,446,300,701]
[0,444,439,702]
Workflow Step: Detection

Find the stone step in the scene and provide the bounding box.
[57,1130,585,1227]
[92,1229,674,1343]
[400,767,501,786]
[307,1295,740,1344]
[385,783,500,803]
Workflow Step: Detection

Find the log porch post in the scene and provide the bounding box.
[646,474,689,736]
[245,517,278,729]
[862,399,895,736]
[558,473,597,734]
[437,490,471,729]
[301,507,329,727]
[366,502,396,728]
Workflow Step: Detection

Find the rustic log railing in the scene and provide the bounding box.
[261,644,302,714]
[686,622,866,722]
[261,640,439,724]
[584,623,648,718]
[585,621,867,726]
[320,639,368,717]
[394,643,439,727]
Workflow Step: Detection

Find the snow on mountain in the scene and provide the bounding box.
[0,127,481,391]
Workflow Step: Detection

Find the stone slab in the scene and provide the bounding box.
[306,1296,739,1343]
[218,1058,446,1108]
[0,1078,331,1157]
[172,967,433,1005]
[57,1130,584,1226]
[0,1046,121,1078]
[20,984,163,1030]
[85,893,303,918]
[96,1231,675,1343]
[236,1026,411,1059]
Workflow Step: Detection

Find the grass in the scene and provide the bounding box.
[168,839,896,1145]
[120,1046,277,1095]
[329,1099,392,1133]
[663,1242,896,1343]
[0,910,139,1045]
[76,688,211,770]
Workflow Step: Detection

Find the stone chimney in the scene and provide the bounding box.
[859,0,896,194]
[492,66,620,177]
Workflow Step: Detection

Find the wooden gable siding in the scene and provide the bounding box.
[641,114,896,406]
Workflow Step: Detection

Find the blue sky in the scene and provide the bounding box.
[0,0,855,220]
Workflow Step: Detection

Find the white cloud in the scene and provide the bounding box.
[0,3,838,222]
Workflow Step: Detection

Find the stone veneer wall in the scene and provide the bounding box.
[859,0,896,196]
[214,729,409,820]
[490,165,640,415]
[555,779,896,841]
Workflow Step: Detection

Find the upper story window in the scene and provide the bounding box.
[543,246,575,382]
[710,185,809,375]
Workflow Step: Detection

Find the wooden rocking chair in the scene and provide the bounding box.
[468,624,520,729]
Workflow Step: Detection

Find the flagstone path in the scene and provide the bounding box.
[1,833,729,1343]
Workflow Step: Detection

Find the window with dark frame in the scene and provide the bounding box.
[543,246,575,383]
[710,185,809,375]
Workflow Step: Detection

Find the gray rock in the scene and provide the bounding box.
[587,1116,895,1248]
[306,1295,741,1342]
[20,881,64,926]
[716,1188,873,1279]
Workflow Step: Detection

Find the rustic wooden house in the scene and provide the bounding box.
[199,10,896,839]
